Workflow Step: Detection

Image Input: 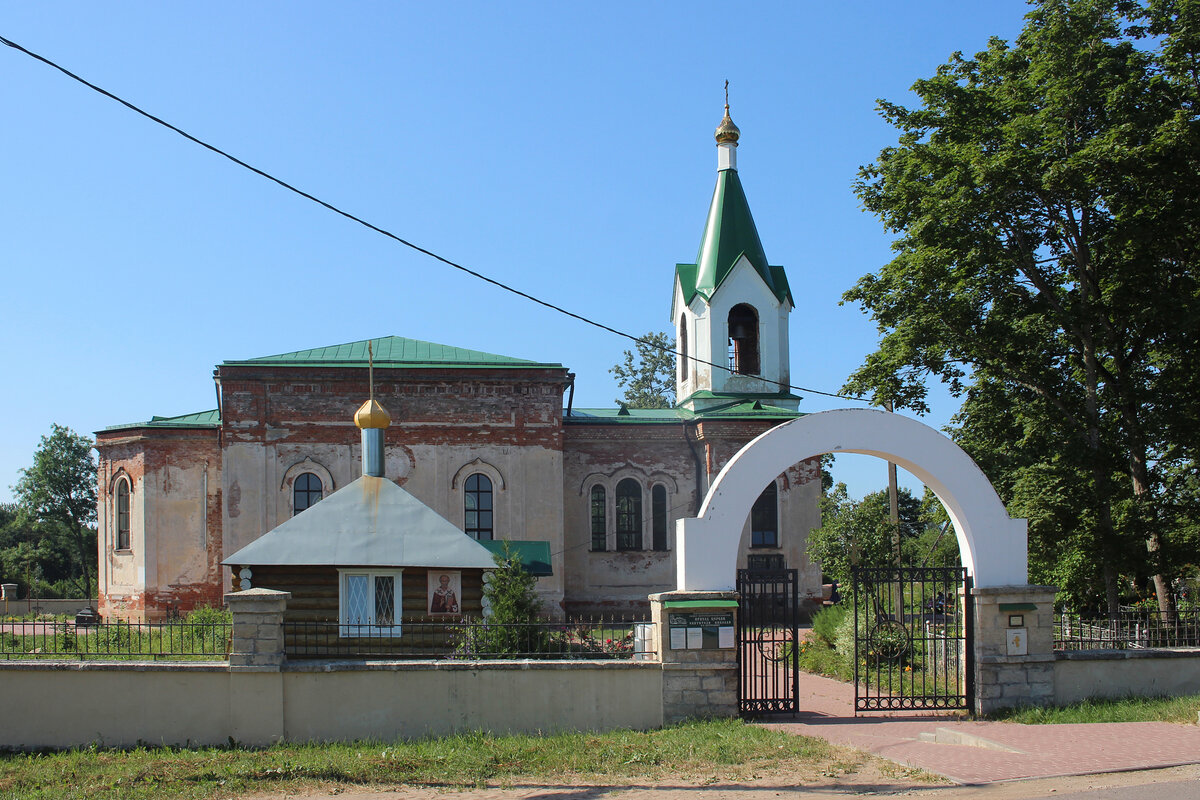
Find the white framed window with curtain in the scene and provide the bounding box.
[338,568,403,637]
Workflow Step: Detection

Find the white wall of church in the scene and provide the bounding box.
[704,259,790,394]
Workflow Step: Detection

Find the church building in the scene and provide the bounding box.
[93,105,825,621]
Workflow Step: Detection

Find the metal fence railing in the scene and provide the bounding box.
[0,620,231,661]
[1055,608,1200,651]
[283,616,657,661]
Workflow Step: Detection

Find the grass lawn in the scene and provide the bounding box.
[987,694,1200,725]
[0,720,863,800]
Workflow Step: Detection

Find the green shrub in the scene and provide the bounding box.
[185,605,232,626]
[810,604,847,648]
[453,543,552,658]
[834,604,858,661]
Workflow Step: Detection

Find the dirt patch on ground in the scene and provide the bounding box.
[241,750,943,800]
[244,762,1200,800]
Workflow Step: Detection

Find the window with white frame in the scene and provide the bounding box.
[338,568,403,637]
[115,477,131,551]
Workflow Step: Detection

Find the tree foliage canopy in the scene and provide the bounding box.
[845,0,1200,612]
[11,424,98,599]
[611,331,676,408]
[807,485,957,587]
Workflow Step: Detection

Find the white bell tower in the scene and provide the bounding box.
[671,96,796,413]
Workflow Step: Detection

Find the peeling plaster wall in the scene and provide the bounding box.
[562,424,694,615]
[219,366,569,612]
[97,362,823,623]
[562,421,823,616]
[96,430,222,621]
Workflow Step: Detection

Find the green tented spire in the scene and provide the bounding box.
[693,168,779,301]
[676,107,793,307]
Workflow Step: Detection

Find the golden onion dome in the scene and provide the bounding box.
[353,397,392,429]
[715,104,740,145]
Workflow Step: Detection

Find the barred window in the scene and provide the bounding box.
[339,569,402,637]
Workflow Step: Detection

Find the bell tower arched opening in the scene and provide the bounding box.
[727,304,759,376]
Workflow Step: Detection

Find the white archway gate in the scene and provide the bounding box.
[675,408,1028,591]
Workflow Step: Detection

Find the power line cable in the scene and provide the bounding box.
[1,33,870,404]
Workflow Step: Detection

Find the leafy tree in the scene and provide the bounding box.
[844,0,1200,613]
[807,484,925,587]
[610,331,676,408]
[0,504,86,598]
[12,425,97,600]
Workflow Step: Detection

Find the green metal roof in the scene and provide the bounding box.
[677,389,802,404]
[677,168,793,306]
[222,336,563,369]
[479,540,554,577]
[566,403,802,423]
[102,409,221,433]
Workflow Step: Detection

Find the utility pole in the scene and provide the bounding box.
[885,400,903,622]
[885,400,901,568]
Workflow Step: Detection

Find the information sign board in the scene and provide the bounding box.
[667,610,735,650]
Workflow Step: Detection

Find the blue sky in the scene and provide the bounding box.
[0,2,1031,503]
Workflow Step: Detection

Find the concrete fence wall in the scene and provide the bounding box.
[0,587,743,751]
[1054,649,1200,706]
[4,598,92,617]
[0,660,664,750]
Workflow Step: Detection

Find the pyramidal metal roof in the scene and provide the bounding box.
[222,335,563,369]
[676,169,793,306]
[223,475,498,570]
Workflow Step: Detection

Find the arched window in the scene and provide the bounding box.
[465,473,493,541]
[652,485,668,551]
[678,314,689,383]
[590,485,607,551]
[616,478,642,551]
[116,478,131,551]
[751,481,779,548]
[293,472,323,515]
[728,304,760,375]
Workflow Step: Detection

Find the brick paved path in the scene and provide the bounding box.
[760,670,1200,784]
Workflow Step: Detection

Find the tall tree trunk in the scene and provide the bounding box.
[1077,261,1122,617]
[1128,442,1175,615]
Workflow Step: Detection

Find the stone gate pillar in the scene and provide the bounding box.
[971,585,1057,714]
[649,591,739,723]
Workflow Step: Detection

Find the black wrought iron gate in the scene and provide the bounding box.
[736,568,799,715]
[851,566,973,714]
